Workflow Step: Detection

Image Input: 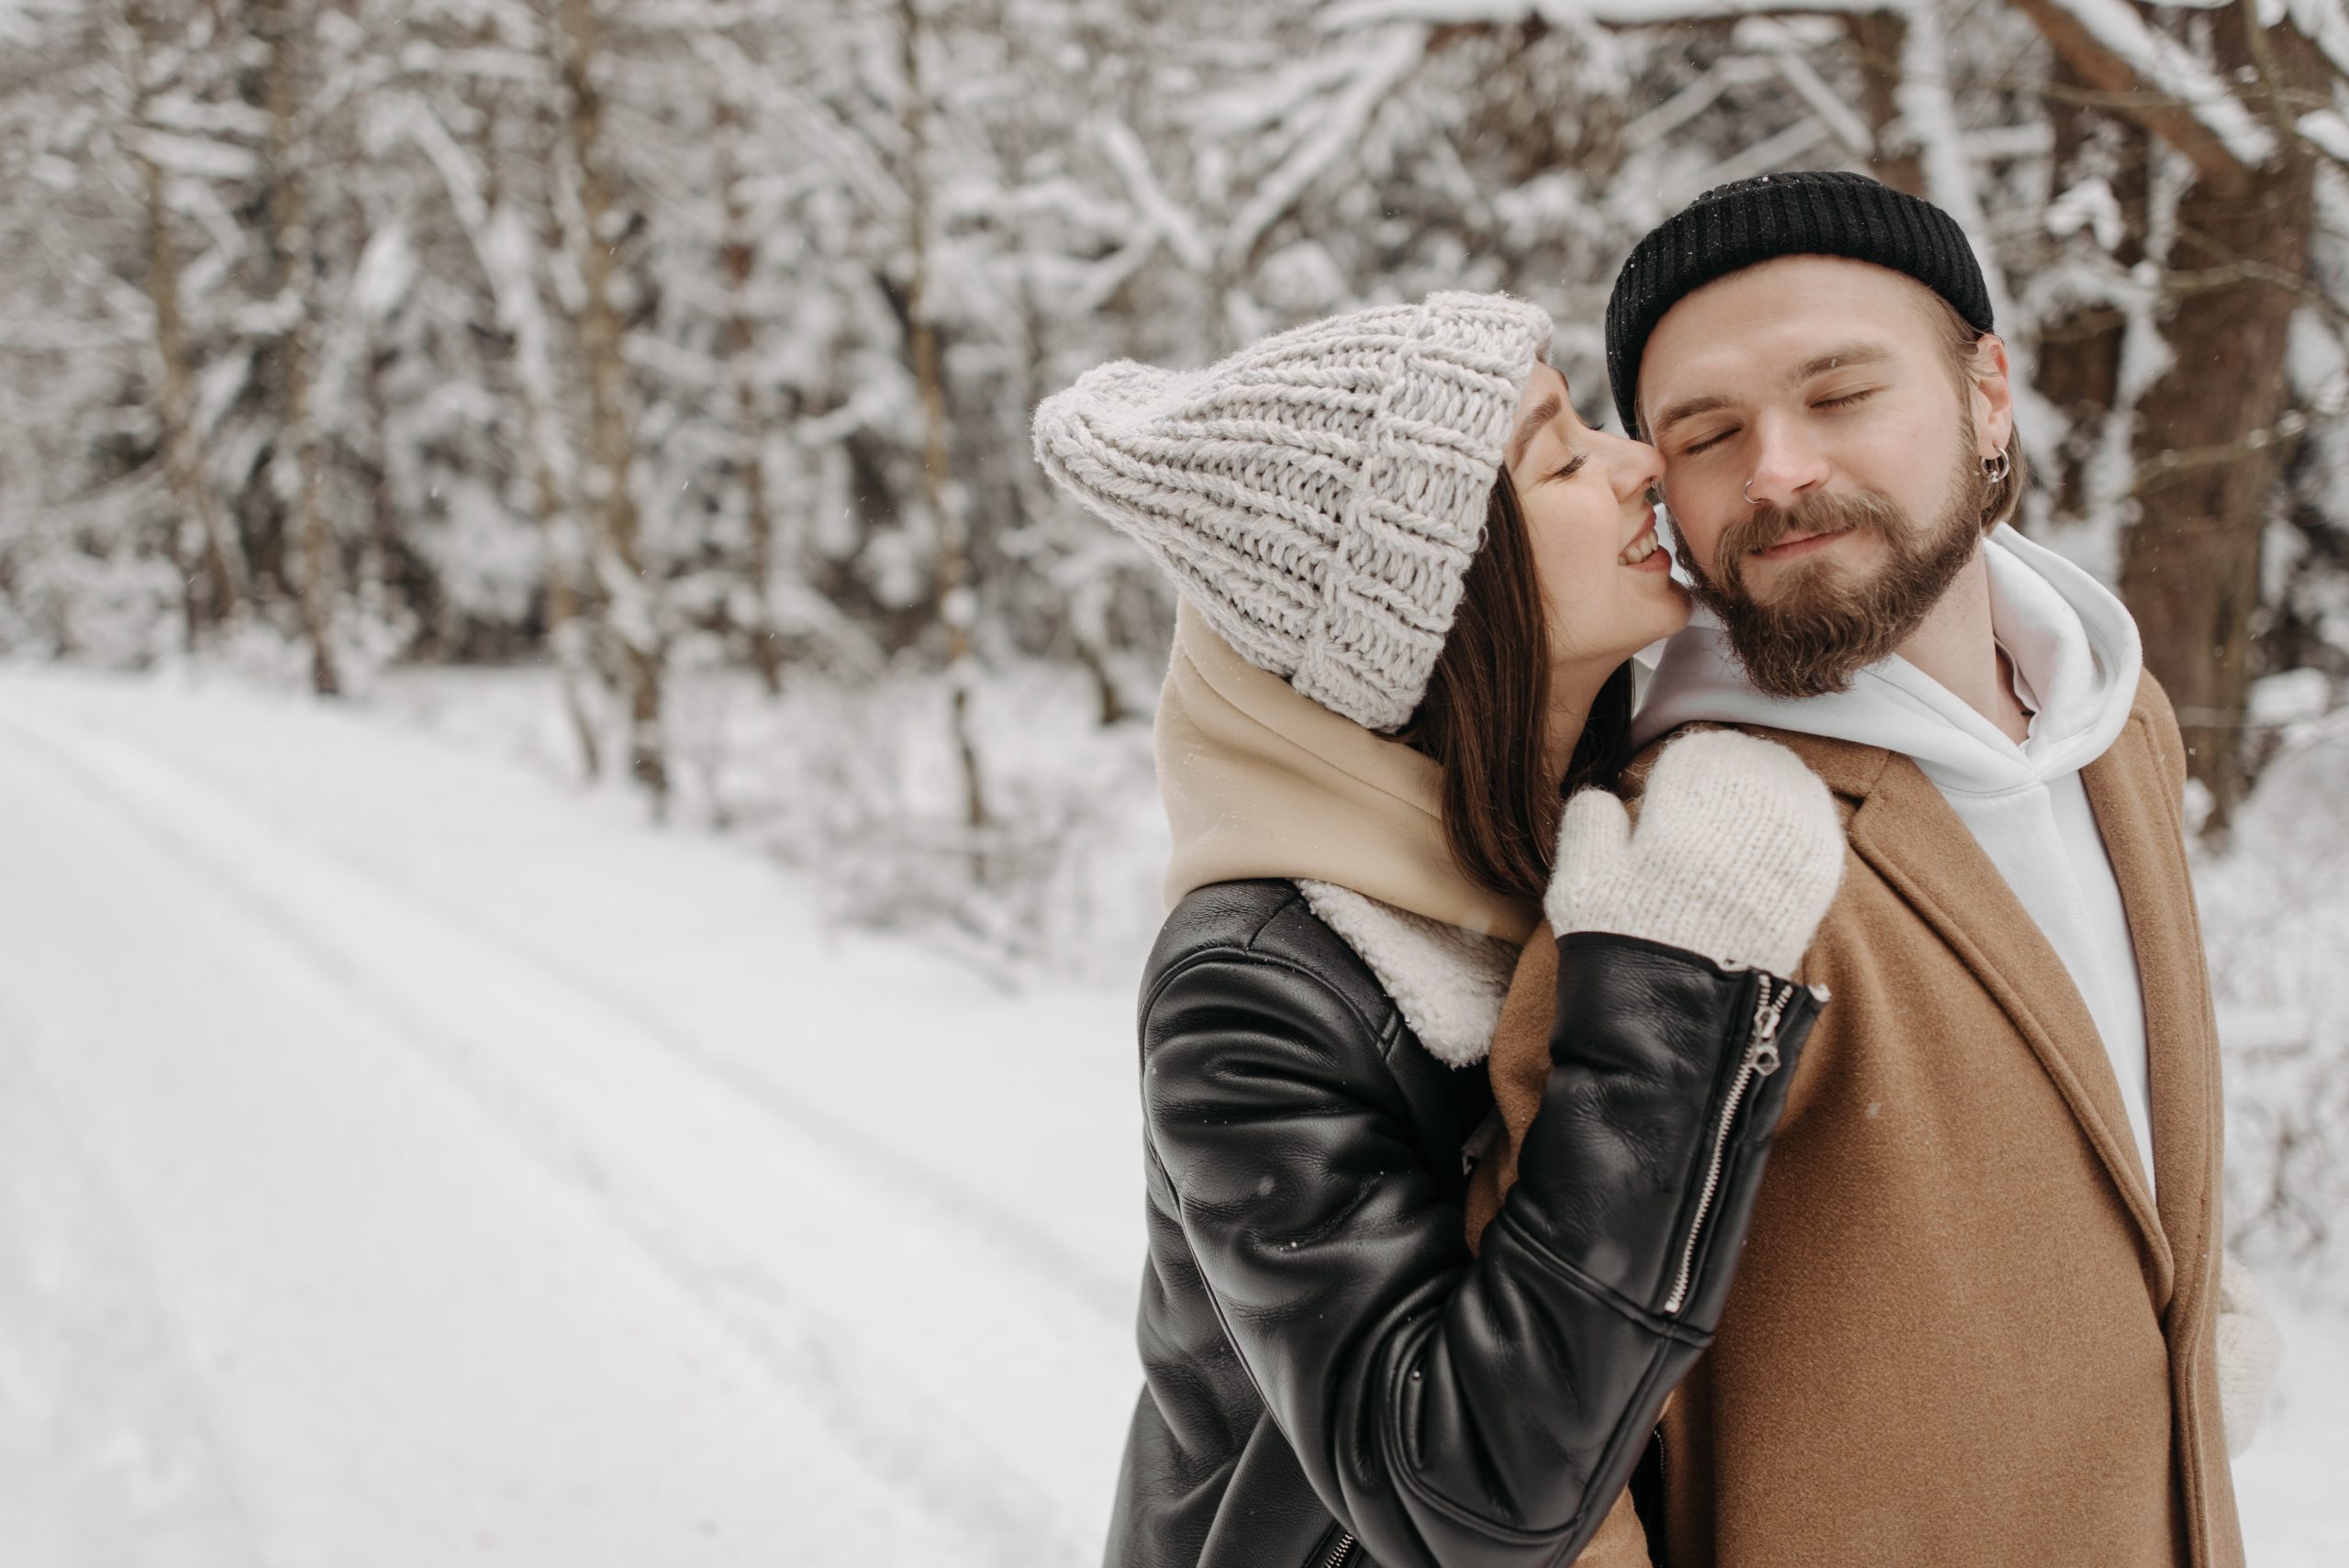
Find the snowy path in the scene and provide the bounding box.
[0,671,1142,1566]
[1,664,2341,1564]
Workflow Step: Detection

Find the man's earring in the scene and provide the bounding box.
[1981,448,2011,484]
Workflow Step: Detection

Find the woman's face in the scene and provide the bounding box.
[1503,363,1688,671]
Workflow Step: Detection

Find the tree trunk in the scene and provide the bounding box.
[715,93,785,698]
[258,0,340,695]
[466,89,605,780]
[554,0,665,810]
[140,147,244,637]
[898,0,987,837]
[1846,11,1924,196]
[2120,18,2320,833]
[2009,2,2327,833]
[357,342,412,638]
[2032,55,2148,525]
[128,1,243,640]
[534,444,606,781]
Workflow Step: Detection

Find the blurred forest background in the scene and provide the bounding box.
[4,0,2348,1260]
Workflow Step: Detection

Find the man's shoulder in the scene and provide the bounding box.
[2121,670,2188,796]
[1620,720,1894,807]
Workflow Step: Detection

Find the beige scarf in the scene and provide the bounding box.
[1156,598,1539,943]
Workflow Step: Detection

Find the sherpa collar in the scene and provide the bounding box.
[1296,881,1518,1067]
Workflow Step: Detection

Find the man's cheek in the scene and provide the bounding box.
[1669,518,1726,581]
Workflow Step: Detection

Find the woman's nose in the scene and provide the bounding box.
[1601,429,1667,498]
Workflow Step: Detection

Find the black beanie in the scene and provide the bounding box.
[1604,170,1993,438]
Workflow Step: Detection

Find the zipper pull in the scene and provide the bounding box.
[1751,978,1792,1076]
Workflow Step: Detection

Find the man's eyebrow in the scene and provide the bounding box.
[1649,342,1898,439]
[1507,389,1562,466]
[1650,393,1731,440]
[1787,342,1893,384]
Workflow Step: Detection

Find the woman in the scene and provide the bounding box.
[1033,293,1846,1568]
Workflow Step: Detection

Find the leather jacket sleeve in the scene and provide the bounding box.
[1141,929,1821,1568]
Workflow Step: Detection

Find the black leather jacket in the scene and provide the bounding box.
[1105,880,1822,1568]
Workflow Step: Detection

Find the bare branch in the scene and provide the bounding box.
[2163,256,2349,330]
[2133,395,2349,495]
[2004,0,2266,195]
[1321,0,1887,26]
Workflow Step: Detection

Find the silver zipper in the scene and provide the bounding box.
[1662,976,1793,1315]
[1315,1530,1355,1568]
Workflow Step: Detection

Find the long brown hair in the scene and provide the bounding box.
[1406,468,1634,907]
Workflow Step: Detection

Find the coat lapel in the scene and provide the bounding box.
[1765,730,2176,1303]
[2080,707,2220,1326]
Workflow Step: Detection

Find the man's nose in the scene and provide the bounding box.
[1744,418,1830,510]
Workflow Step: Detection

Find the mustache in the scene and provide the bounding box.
[1710,489,1907,587]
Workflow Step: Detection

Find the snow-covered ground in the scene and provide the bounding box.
[0,662,2343,1565]
[0,665,1141,1566]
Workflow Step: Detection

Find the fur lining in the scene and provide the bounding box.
[1297,880,1519,1068]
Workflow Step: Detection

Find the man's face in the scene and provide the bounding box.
[1635,257,2013,696]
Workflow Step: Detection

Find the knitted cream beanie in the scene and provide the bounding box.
[1032,292,1553,731]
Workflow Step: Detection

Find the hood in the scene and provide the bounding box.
[1156,597,1539,944]
[1632,524,2143,795]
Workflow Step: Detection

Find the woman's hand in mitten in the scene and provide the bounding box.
[2217,1256,2282,1456]
[1502,728,1842,1327]
[1547,728,1844,976]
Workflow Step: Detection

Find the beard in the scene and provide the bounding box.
[1681,439,1987,700]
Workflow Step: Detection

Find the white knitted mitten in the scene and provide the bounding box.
[2217,1255,2283,1456]
[1547,729,1845,975]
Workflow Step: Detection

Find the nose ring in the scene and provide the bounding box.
[1743,479,1760,506]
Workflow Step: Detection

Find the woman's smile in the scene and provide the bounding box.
[1620,516,1671,572]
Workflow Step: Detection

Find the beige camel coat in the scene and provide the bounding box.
[1470,673,2244,1568]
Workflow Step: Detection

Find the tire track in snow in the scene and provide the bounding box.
[0,978,267,1568]
[25,682,1134,1326]
[0,693,1097,1568]
[328,882,1131,1323]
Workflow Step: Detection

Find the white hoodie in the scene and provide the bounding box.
[1632,523,2157,1195]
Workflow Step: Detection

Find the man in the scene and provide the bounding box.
[1495,170,2277,1566]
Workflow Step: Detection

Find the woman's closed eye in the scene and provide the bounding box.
[1551,453,1588,482]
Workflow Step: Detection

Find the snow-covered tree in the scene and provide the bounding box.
[3,0,2343,829]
